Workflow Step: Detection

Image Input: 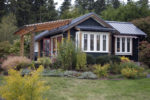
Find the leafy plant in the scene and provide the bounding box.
[93,64,109,78]
[109,62,122,74]
[76,51,87,70]
[0,65,49,100]
[2,56,32,71]
[37,57,51,68]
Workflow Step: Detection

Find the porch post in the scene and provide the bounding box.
[38,41,41,58]
[30,32,35,60]
[79,31,82,49]
[20,35,24,56]
[67,30,70,40]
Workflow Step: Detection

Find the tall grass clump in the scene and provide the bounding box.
[2,56,32,70]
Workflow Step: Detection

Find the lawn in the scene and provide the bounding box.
[0,76,150,100]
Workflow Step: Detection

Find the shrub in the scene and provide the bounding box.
[121,67,138,79]
[86,54,95,64]
[109,62,122,74]
[96,55,121,65]
[64,71,81,77]
[96,55,110,65]
[121,56,130,62]
[139,41,150,67]
[1,56,32,70]
[42,69,64,77]
[93,64,109,78]
[0,41,12,58]
[120,62,140,69]
[37,57,51,68]
[0,65,49,100]
[76,51,87,70]
[78,72,97,79]
[58,40,76,70]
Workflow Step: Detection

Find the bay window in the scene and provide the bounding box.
[115,36,132,55]
[76,31,109,52]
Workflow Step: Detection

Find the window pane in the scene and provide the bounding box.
[90,34,94,51]
[97,35,100,51]
[103,35,106,51]
[127,38,130,52]
[122,38,125,52]
[84,34,88,51]
[117,38,120,52]
[45,39,50,56]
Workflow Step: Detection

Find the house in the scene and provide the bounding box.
[34,12,146,61]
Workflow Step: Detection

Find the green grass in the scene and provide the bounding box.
[1,75,150,100]
[43,77,150,100]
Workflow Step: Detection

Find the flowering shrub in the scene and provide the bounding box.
[121,56,130,62]
[0,65,49,100]
[121,67,138,78]
[93,64,109,78]
[2,56,32,70]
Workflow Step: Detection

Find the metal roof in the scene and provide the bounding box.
[106,21,146,36]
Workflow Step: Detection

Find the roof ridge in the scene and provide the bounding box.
[106,21,132,24]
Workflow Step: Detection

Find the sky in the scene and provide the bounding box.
[54,0,140,9]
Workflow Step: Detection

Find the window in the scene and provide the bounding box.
[90,34,94,51]
[103,35,106,51]
[77,31,109,52]
[97,35,100,51]
[115,36,132,55]
[84,34,88,50]
[122,38,125,52]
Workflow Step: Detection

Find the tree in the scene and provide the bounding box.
[94,0,106,14]
[112,0,120,8]
[0,13,18,43]
[60,0,71,15]
[101,2,150,21]
[132,16,150,42]
[0,0,5,20]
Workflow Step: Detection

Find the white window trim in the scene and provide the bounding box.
[115,36,133,55]
[76,31,110,53]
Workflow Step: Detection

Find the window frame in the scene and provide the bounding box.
[115,36,133,55]
[76,31,109,53]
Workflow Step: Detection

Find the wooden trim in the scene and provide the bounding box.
[108,33,111,55]
[79,31,82,49]
[20,35,24,56]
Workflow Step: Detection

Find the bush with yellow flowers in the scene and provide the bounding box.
[121,56,130,62]
[93,64,109,78]
[0,65,49,100]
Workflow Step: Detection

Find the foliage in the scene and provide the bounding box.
[109,62,122,74]
[64,71,81,77]
[96,55,121,65]
[58,40,76,70]
[0,41,12,58]
[2,56,32,71]
[121,56,130,62]
[132,16,150,42]
[93,64,109,78]
[37,57,51,68]
[76,51,87,70]
[0,65,49,100]
[120,62,141,70]
[60,0,71,15]
[0,13,18,43]
[138,41,150,67]
[42,69,64,77]
[78,71,97,79]
[86,54,95,65]
[121,67,138,79]
[102,2,150,22]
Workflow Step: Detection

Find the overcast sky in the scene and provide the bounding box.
[54,0,141,9]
